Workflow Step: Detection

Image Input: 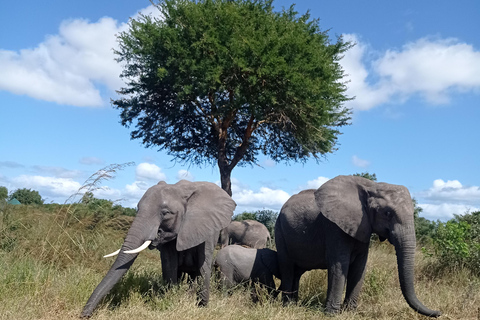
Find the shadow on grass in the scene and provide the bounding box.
[102,271,169,310]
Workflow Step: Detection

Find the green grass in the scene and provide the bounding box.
[1,205,479,320]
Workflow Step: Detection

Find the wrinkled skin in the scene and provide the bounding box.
[275,175,441,317]
[80,180,236,318]
[214,244,280,297]
[220,220,271,249]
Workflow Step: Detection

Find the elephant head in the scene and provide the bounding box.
[81,180,235,318]
[315,175,440,317]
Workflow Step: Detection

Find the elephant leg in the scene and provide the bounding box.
[325,260,349,314]
[276,235,296,303]
[159,243,179,285]
[292,267,304,301]
[197,239,212,307]
[343,247,368,310]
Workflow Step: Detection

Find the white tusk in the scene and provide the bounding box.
[123,240,152,254]
[103,249,120,258]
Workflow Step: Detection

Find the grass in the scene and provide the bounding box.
[1,204,479,320]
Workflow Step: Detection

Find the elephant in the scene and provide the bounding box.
[80,180,236,318]
[275,175,441,317]
[220,220,271,249]
[214,244,280,298]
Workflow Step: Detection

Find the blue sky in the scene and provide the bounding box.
[1,0,479,220]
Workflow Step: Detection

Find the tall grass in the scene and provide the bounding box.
[0,167,479,319]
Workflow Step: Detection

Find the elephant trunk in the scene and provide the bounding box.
[393,224,441,317]
[81,216,160,318]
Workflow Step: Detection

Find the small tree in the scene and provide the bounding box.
[0,186,7,201]
[9,188,44,205]
[353,172,377,181]
[114,0,352,195]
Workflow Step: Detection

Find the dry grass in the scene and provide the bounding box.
[1,205,479,320]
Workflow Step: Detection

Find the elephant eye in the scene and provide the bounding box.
[161,209,170,215]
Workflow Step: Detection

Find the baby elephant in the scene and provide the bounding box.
[214,245,280,298]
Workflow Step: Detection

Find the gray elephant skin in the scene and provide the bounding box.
[220,220,271,249]
[275,175,440,317]
[214,244,280,296]
[81,180,236,318]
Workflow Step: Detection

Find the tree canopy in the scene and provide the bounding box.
[9,188,44,205]
[114,0,352,195]
[0,186,7,202]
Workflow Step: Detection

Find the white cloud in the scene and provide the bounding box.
[299,176,330,191]
[0,5,159,107]
[31,165,83,179]
[352,155,370,168]
[176,170,194,181]
[233,185,290,211]
[341,34,480,110]
[11,175,82,199]
[419,203,480,221]
[419,179,480,204]
[0,17,125,107]
[341,34,392,110]
[93,186,122,201]
[375,38,480,104]
[135,163,167,182]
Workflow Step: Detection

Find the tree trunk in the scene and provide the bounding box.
[219,163,232,196]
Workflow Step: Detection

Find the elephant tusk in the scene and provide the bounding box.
[123,240,152,254]
[103,249,120,258]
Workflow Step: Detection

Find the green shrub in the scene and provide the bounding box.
[430,211,480,276]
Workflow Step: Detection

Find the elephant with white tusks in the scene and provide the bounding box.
[80,180,236,318]
[275,175,441,317]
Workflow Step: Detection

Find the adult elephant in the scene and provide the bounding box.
[275,175,440,317]
[81,180,236,318]
[220,220,271,249]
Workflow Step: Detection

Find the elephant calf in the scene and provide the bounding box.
[220,220,271,249]
[214,245,280,298]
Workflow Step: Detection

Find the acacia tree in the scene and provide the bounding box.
[114,0,352,195]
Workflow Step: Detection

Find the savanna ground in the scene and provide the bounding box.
[1,204,478,320]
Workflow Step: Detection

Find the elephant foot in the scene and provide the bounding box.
[324,308,341,317]
[197,298,208,307]
[342,299,359,311]
[324,301,343,316]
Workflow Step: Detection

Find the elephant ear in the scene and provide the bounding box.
[315,175,374,244]
[176,181,236,251]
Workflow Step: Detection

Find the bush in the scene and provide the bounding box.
[430,211,480,276]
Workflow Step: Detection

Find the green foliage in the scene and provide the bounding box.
[415,217,437,244]
[430,211,480,276]
[233,209,278,236]
[0,186,7,201]
[353,172,377,181]
[234,211,258,221]
[114,0,352,193]
[412,198,437,244]
[8,188,44,205]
